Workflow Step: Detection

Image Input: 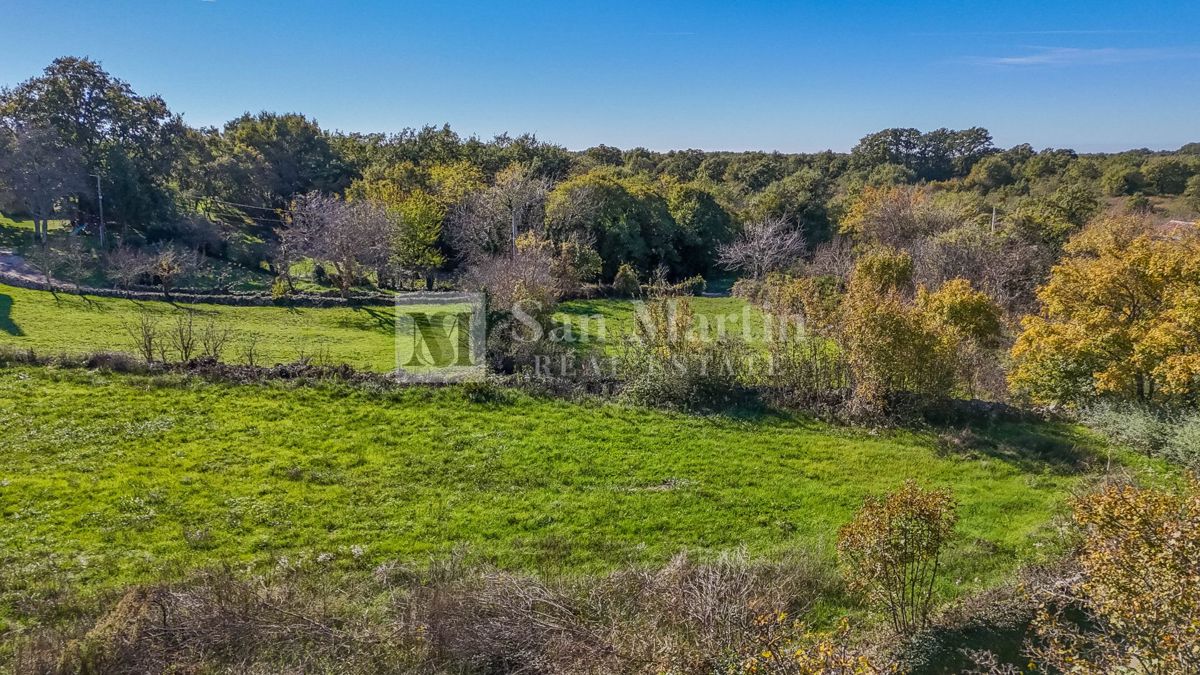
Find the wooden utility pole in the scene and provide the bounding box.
[90,173,105,248]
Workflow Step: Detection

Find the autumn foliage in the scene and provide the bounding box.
[837,480,958,635]
[1028,482,1200,674]
[1010,216,1200,405]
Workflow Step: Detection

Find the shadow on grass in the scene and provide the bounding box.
[933,421,1102,475]
[357,305,397,332]
[0,293,22,336]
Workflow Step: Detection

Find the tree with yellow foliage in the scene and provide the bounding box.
[1010,216,1200,405]
[839,185,955,248]
[838,249,1002,408]
[1028,482,1200,674]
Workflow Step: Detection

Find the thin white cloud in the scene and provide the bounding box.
[973,46,1200,67]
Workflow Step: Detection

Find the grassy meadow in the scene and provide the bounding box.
[0,282,766,369]
[0,365,1131,629]
[0,282,405,370]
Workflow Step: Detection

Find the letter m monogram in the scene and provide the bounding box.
[403,311,474,368]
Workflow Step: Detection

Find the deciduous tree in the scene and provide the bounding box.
[0,124,85,241]
[717,215,806,280]
[284,192,391,298]
[1010,215,1200,404]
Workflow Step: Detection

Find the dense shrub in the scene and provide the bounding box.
[752,272,843,337]
[839,280,955,410]
[618,296,750,411]
[1165,412,1200,472]
[1079,402,1172,457]
[1080,403,1200,473]
[612,263,640,297]
[851,247,914,294]
[837,480,958,635]
[1025,482,1200,674]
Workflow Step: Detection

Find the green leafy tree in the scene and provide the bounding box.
[392,190,445,288]
[665,181,733,276]
[964,154,1014,191]
[747,168,832,240]
[547,168,649,278]
[1185,174,1200,212]
[0,56,188,236]
[1142,156,1194,195]
[1011,182,1100,247]
[222,112,350,208]
[1101,163,1146,196]
[0,124,86,241]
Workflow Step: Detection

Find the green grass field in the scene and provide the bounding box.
[0,283,403,370]
[0,214,69,233]
[0,283,763,369]
[0,365,1133,628]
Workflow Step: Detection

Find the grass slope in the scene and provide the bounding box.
[0,283,403,370]
[0,367,1114,624]
[0,283,759,369]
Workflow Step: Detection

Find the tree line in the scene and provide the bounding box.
[3,56,1200,417]
[3,57,1197,288]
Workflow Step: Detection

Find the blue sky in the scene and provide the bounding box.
[2,1,1197,152]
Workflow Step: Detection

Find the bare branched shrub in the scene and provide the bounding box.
[198,320,232,361]
[45,570,419,675]
[148,245,200,296]
[284,192,392,297]
[28,241,57,291]
[718,215,807,280]
[463,233,564,314]
[838,480,958,636]
[447,164,551,259]
[910,226,1051,314]
[639,549,843,672]
[168,314,196,362]
[418,548,855,674]
[17,551,878,675]
[50,237,94,291]
[463,233,566,373]
[239,333,261,367]
[805,236,856,282]
[841,185,958,249]
[105,245,151,289]
[123,312,160,363]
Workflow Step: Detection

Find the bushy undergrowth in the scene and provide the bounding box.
[1081,401,1200,471]
[617,296,752,411]
[11,550,879,675]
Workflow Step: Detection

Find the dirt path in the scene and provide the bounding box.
[0,249,48,285]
